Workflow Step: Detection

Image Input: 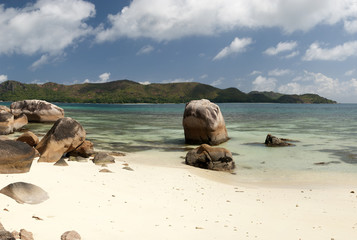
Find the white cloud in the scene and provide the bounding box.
[0,74,8,83]
[213,37,252,60]
[278,71,357,102]
[99,72,111,83]
[210,77,224,87]
[303,41,357,61]
[268,68,291,77]
[96,0,357,42]
[139,81,151,85]
[29,54,50,70]
[0,0,95,56]
[137,45,154,55]
[252,75,277,91]
[250,70,262,76]
[345,69,356,76]
[284,51,299,59]
[344,20,357,34]
[161,78,194,83]
[83,79,90,83]
[199,74,208,79]
[263,41,297,56]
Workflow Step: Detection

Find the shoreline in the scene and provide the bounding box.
[1,154,356,239]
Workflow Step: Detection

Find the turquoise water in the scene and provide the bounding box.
[3,102,357,177]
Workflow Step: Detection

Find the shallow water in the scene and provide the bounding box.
[3,102,357,182]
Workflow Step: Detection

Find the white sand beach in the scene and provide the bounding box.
[1,152,357,240]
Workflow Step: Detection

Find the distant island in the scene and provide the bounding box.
[0,80,336,104]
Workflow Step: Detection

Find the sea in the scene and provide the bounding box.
[3,102,357,186]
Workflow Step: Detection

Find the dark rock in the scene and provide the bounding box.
[0,182,49,204]
[13,114,28,132]
[0,222,15,240]
[61,230,81,240]
[0,112,14,135]
[122,166,134,171]
[10,100,64,123]
[183,99,229,145]
[185,144,235,171]
[19,229,34,240]
[54,158,69,166]
[68,140,94,158]
[92,152,115,165]
[36,117,86,163]
[16,131,39,147]
[264,134,295,147]
[0,140,35,174]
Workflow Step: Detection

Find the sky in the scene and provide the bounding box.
[1,0,357,103]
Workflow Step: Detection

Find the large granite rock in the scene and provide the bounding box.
[16,131,39,147]
[10,100,64,123]
[0,106,11,113]
[183,99,228,145]
[0,182,49,204]
[68,140,94,158]
[0,112,14,135]
[0,140,36,174]
[36,117,86,162]
[13,114,28,131]
[185,144,235,171]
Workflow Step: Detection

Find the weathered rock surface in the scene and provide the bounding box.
[0,182,49,204]
[92,152,115,165]
[0,106,11,113]
[13,114,28,131]
[0,140,35,174]
[54,158,69,166]
[16,131,39,147]
[36,117,86,163]
[264,134,295,147]
[68,140,94,158]
[183,99,228,145]
[185,144,235,171]
[0,222,15,240]
[61,230,81,240]
[10,100,64,123]
[19,229,34,240]
[0,112,14,135]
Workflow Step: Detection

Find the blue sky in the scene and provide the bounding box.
[1,0,357,103]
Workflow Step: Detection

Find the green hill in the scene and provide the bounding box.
[0,80,336,104]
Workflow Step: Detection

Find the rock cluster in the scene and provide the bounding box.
[186,144,235,171]
[10,100,64,123]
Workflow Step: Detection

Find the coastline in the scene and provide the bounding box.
[1,153,356,239]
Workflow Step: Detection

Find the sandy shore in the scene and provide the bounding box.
[1,152,357,239]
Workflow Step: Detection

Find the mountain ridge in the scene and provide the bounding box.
[0,80,337,104]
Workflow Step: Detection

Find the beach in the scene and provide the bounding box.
[1,151,357,239]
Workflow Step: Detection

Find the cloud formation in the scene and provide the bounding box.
[268,68,291,77]
[99,72,111,82]
[0,0,95,56]
[161,78,194,83]
[252,76,277,91]
[137,45,154,55]
[213,37,252,60]
[263,41,297,56]
[0,74,8,83]
[96,0,357,42]
[303,41,357,61]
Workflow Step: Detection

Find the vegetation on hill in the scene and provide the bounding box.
[0,80,336,104]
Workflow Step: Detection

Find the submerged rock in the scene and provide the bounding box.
[36,117,86,163]
[183,99,228,145]
[0,140,35,174]
[264,134,295,147]
[185,144,235,171]
[0,182,49,204]
[10,100,64,123]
